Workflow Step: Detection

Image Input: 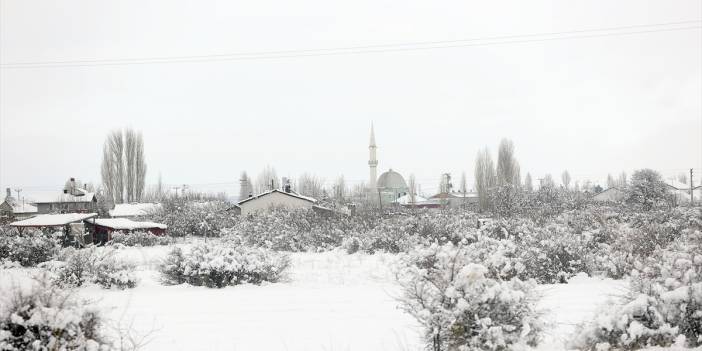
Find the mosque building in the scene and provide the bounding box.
[368,124,410,204]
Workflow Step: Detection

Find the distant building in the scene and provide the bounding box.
[0,188,38,221]
[427,191,479,209]
[666,180,700,205]
[592,187,626,202]
[33,178,99,214]
[376,169,409,205]
[237,189,317,215]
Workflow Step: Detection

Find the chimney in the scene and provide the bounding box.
[5,188,10,198]
[282,177,291,193]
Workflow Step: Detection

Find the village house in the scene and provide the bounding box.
[237,188,317,216]
[0,188,38,222]
[33,178,99,214]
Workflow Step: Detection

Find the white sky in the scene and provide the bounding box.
[1,0,701,197]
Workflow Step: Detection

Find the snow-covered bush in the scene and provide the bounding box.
[0,227,61,267]
[227,207,380,252]
[573,228,702,350]
[481,218,588,283]
[359,211,478,253]
[44,247,138,289]
[159,242,290,288]
[0,275,110,350]
[109,231,173,246]
[147,199,236,237]
[399,242,543,351]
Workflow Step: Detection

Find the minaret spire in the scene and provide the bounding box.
[368,123,378,192]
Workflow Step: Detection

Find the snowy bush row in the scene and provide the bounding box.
[146,199,236,237]
[398,242,543,351]
[226,208,477,253]
[41,247,138,290]
[0,275,111,351]
[159,242,290,288]
[0,227,61,267]
[573,228,702,350]
[108,231,174,247]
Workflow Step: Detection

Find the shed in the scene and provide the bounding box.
[84,218,167,244]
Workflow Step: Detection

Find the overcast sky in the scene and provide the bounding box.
[1,0,700,197]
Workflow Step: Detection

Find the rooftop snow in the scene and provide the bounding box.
[86,218,167,230]
[237,189,317,205]
[10,213,97,227]
[393,194,428,205]
[109,203,161,217]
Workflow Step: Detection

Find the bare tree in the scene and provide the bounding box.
[607,174,616,189]
[108,130,125,203]
[408,174,417,205]
[134,131,146,201]
[524,173,533,192]
[297,172,324,199]
[459,172,467,193]
[124,129,137,202]
[474,147,497,212]
[677,173,688,184]
[496,139,520,186]
[561,170,571,190]
[542,174,556,189]
[255,165,279,194]
[333,175,347,201]
[156,173,163,200]
[618,172,628,188]
[100,143,116,202]
[100,129,147,204]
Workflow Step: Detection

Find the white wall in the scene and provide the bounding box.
[239,191,314,215]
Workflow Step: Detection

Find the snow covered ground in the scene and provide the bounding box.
[1,245,635,351]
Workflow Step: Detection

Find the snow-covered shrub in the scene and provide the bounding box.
[359,211,478,253]
[109,231,173,246]
[574,228,702,350]
[399,242,543,351]
[482,218,588,283]
[147,198,236,237]
[0,274,110,350]
[45,247,138,289]
[227,207,380,252]
[582,208,702,279]
[159,242,290,288]
[0,227,61,267]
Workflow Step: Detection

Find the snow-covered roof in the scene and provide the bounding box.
[429,192,479,200]
[109,203,161,217]
[10,213,97,227]
[32,191,97,204]
[85,218,167,230]
[393,194,428,205]
[237,189,317,205]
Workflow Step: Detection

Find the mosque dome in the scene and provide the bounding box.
[377,169,408,190]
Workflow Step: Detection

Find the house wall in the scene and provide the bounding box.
[37,201,97,214]
[239,192,314,215]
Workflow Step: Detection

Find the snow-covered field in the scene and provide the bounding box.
[1,245,632,351]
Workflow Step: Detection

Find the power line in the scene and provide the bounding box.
[1,20,699,69]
